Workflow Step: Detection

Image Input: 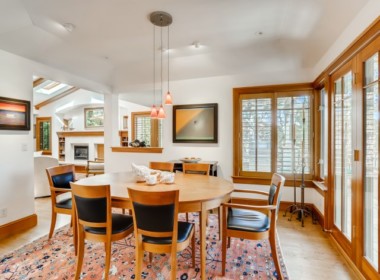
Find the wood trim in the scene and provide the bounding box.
[111,147,163,153]
[56,131,104,137]
[34,87,79,110]
[231,176,321,191]
[233,82,314,94]
[0,214,37,240]
[329,234,367,280]
[33,77,45,87]
[361,257,380,280]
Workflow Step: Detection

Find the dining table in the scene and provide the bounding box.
[76,171,234,280]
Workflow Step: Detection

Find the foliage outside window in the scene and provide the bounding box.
[233,84,313,181]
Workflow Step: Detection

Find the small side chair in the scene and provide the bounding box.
[45,164,76,239]
[149,161,174,172]
[128,188,195,280]
[70,182,134,280]
[221,173,286,280]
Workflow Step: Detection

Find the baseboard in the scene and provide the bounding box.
[329,235,366,280]
[0,214,37,240]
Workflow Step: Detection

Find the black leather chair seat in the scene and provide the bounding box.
[85,214,133,234]
[55,198,72,209]
[143,221,194,245]
[227,208,269,232]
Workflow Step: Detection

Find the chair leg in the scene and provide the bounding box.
[104,241,111,280]
[191,232,195,267]
[218,206,222,241]
[170,249,177,280]
[48,210,57,239]
[269,230,284,280]
[186,212,189,221]
[149,252,153,263]
[135,237,143,280]
[221,231,227,276]
[74,228,85,280]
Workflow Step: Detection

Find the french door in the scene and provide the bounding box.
[359,36,380,279]
[331,61,355,255]
[330,36,380,278]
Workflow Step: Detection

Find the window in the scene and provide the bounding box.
[233,84,313,181]
[131,111,161,147]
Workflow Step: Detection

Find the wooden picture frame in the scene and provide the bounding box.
[173,103,218,143]
[84,107,104,128]
[0,96,30,130]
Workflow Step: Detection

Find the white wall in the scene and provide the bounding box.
[0,48,109,226]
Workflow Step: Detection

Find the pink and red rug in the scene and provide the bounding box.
[0,214,288,279]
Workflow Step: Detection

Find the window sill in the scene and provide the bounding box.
[111,147,163,153]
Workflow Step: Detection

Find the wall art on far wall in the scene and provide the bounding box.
[84,107,104,128]
[173,103,218,143]
[0,96,30,130]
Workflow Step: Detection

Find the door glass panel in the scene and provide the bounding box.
[334,72,353,240]
[364,53,379,269]
[334,79,343,230]
[241,98,272,172]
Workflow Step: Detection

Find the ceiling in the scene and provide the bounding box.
[0,0,370,93]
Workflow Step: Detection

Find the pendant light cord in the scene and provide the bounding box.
[153,23,156,106]
[160,16,163,105]
[167,25,170,93]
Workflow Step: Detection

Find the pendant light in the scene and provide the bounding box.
[150,11,172,119]
[165,25,173,105]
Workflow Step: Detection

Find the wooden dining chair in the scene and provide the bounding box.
[221,173,286,280]
[128,188,195,280]
[182,163,221,232]
[182,163,210,175]
[149,161,174,172]
[70,182,134,280]
[45,164,76,239]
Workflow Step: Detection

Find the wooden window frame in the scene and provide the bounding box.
[232,83,314,185]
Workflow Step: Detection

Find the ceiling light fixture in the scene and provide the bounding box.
[62,22,75,32]
[192,41,200,48]
[150,11,173,118]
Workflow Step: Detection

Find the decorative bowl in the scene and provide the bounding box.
[180,157,201,163]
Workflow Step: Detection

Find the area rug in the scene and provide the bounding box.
[0,214,289,279]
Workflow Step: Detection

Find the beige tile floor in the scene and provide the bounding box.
[0,198,357,280]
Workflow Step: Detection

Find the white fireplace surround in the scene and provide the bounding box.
[64,136,104,164]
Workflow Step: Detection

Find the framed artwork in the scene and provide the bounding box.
[0,96,30,130]
[84,107,104,128]
[173,103,218,143]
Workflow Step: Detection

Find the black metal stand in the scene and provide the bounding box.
[284,105,315,227]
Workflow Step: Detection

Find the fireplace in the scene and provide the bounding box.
[74,145,89,160]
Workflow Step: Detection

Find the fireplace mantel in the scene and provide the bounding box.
[57,131,104,137]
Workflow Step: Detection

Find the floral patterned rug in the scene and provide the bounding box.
[0,214,288,279]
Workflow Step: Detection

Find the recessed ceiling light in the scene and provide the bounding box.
[255,31,263,36]
[62,23,76,32]
[192,41,201,48]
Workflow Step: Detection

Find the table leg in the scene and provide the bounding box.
[200,205,207,280]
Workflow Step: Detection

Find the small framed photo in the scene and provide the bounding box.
[84,107,104,128]
[0,96,30,130]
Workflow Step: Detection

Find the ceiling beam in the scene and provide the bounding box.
[34,87,79,110]
[33,78,46,87]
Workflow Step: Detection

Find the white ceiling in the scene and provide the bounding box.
[0,0,370,93]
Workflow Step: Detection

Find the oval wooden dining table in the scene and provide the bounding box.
[76,171,234,280]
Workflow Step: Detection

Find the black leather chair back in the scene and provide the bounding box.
[52,172,74,189]
[74,196,107,223]
[132,201,175,232]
